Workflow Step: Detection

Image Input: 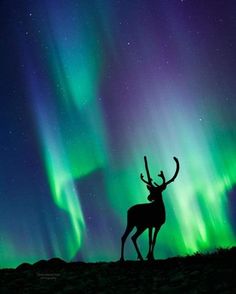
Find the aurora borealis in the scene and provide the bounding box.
[1,0,236,268]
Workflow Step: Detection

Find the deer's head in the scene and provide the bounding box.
[140,157,180,202]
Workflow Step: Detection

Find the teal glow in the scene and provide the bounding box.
[1,1,236,268]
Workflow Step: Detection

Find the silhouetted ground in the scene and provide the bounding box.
[0,247,235,293]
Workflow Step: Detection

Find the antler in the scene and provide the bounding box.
[141,156,179,187]
[140,156,153,186]
[165,157,180,185]
[140,173,151,185]
[154,170,166,186]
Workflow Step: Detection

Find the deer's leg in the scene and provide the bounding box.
[131,227,146,261]
[120,224,134,262]
[149,226,161,260]
[146,227,153,259]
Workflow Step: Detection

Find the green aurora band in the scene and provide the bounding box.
[27,3,110,261]
[32,2,236,260]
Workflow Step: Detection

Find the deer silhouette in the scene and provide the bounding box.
[120,156,179,261]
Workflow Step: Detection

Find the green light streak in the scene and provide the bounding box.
[27,4,108,260]
[104,89,236,259]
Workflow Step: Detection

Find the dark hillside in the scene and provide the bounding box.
[0,247,235,293]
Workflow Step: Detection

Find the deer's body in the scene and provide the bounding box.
[120,156,179,262]
[128,196,166,228]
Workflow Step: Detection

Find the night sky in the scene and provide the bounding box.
[1,0,236,268]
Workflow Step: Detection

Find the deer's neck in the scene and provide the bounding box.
[153,195,164,205]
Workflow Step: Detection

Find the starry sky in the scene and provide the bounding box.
[1,0,236,268]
